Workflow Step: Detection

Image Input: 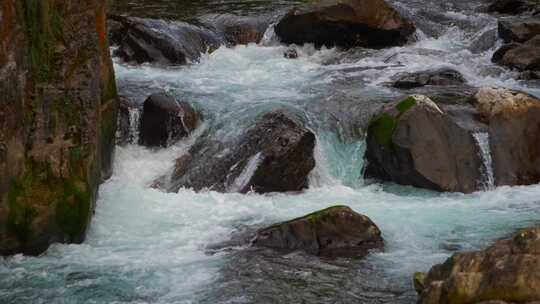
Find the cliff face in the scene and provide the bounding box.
[0,0,118,255]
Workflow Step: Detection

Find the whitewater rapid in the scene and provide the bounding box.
[2,4,540,303]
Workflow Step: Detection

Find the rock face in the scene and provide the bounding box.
[472,88,540,186]
[254,206,384,257]
[392,69,466,89]
[166,110,316,193]
[0,0,118,255]
[363,95,484,193]
[416,225,540,304]
[108,15,224,64]
[139,93,198,148]
[274,0,416,48]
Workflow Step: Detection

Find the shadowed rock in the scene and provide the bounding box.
[363,95,485,193]
[139,93,199,148]
[166,110,316,193]
[416,225,540,303]
[254,206,384,257]
[495,36,540,71]
[108,15,224,64]
[487,0,539,15]
[274,0,416,49]
[391,68,466,89]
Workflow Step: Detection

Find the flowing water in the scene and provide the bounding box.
[473,132,495,190]
[2,0,540,303]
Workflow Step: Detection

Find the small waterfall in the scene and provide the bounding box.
[473,132,495,190]
[227,152,263,192]
[260,22,280,46]
[129,107,141,144]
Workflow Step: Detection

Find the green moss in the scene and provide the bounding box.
[369,113,397,148]
[7,181,38,243]
[369,96,418,148]
[396,96,417,114]
[55,181,91,240]
[22,0,64,82]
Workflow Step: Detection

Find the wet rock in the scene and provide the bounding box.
[116,96,140,146]
[202,14,271,45]
[274,0,416,49]
[520,70,540,79]
[363,95,485,193]
[496,35,540,71]
[487,0,539,15]
[108,15,223,64]
[416,225,540,303]
[284,48,299,59]
[0,0,118,255]
[472,87,540,186]
[139,93,198,148]
[254,206,384,257]
[391,68,466,89]
[166,110,316,193]
[499,17,540,43]
[469,28,498,53]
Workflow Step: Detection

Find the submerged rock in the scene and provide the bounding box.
[0,0,118,255]
[108,15,223,64]
[274,0,416,49]
[166,110,316,193]
[284,48,299,59]
[254,206,384,257]
[139,93,198,148]
[363,95,485,193]
[391,68,466,89]
[472,87,540,186]
[416,225,540,303]
[201,14,271,45]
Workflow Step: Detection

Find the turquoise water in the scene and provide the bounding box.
[2,0,540,303]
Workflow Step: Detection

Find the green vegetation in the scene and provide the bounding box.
[368,96,417,148]
[22,0,64,82]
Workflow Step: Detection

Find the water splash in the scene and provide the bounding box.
[473,132,495,190]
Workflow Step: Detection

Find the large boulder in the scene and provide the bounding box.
[472,87,540,186]
[254,206,384,257]
[498,17,540,43]
[108,15,224,64]
[139,93,199,148]
[391,68,466,89]
[363,95,485,193]
[166,110,316,193]
[274,0,416,49]
[416,225,540,303]
[0,0,118,255]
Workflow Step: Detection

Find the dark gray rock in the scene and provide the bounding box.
[166,110,316,193]
[139,93,199,148]
[254,206,384,257]
[391,68,466,89]
[108,15,224,64]
[469,28,498,53]
[274,0,416,49]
